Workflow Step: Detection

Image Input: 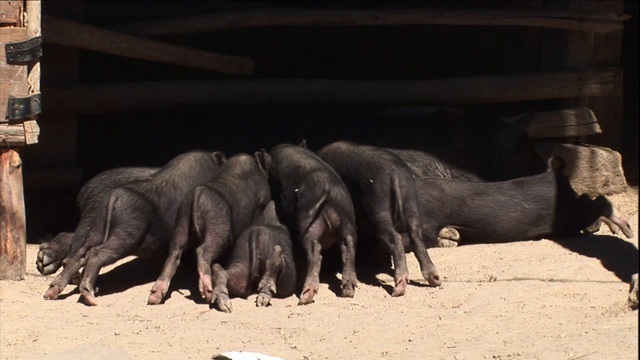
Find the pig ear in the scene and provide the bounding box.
[299,139,308,148]
[547,156,565,172]
[212,151,227,166]
[254,149,271,174]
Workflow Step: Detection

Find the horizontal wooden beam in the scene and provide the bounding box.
[43,68,619,115]
[0,121,40,147]
[109,8,631,37]
[41,15,255,75]
[502,107,602,138]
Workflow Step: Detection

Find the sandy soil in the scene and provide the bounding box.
[1,188,638,360]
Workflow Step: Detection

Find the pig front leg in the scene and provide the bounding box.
[36,232,74,275]
[437,226,460,248]
[43,229,102,300]
[255,245,285,307]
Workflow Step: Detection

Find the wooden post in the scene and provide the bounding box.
[0,149,26,280]
[585,1,625,152]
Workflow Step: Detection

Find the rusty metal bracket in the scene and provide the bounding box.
[5,35,43,64]
[6,94,42,120]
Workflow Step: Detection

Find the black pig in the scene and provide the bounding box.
[318,141,441,297]
[37,167,158,275]
[148,152,271,305]
[210,201,297,312]
[43,150,226,305]
[267,143,358,305]
[411,157,633,247]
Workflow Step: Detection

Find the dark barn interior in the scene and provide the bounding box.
[1,1,637,248]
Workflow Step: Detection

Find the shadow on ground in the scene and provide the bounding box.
[85,252,203,304]
[551,234,639,283]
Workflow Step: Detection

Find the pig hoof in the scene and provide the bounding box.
[215,294,232,313]
[198,275,214,303]
[147,291,164,305]
[36,248,61,275]
[438,227,460,241]
[148,281,169,305]
[427,273,442,287]
[392,275,408,297]
[628,274,639,310]
[437,239,459,248]
[256,293,272,307]
[391,286,406,297]
[341,282,356,298]
[43,285,61,300]
[81,291,98,306]
[298,286,318,305]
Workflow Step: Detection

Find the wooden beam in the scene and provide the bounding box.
[0,148,26,280]
[43,68,619,115]
[41,15,255,75]
[502,108,602,138]
[108,8,631,37]
[0,122,40,147]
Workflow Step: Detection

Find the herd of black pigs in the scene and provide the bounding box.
[35,140,637,311]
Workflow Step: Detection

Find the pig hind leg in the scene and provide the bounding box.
[211,264,233,312]
[339,231,358,298]
[407,217,441,287]
[297,220,326,305]
[374,221,410,297]
[148,225,190,305]
[78,230,140,306]
[196,228,230,304]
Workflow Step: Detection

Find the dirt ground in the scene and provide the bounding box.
[1,187,638,360]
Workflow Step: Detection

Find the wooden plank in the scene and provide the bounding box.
[108,8,630,37]
[503,107,602,138]
[43,68,619,114]
[0,0,22,26]
[41,15,255,75]
[0,27,29,121]
[0,122,32,147]
[0,148,26,280]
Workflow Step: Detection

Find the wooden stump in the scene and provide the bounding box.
[0,148,26,280]
[534,142,628,196]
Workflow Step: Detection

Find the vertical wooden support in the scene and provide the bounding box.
[0,0,40,279]
[0,149,26,280]
[536,0,625,148]
[586,0,625,152]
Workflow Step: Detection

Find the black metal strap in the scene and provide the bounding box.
[5,35,43,63]
[6,94,42,120]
